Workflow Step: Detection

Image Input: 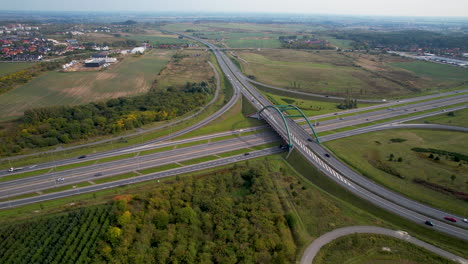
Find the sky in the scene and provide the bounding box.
[2,0,468,17]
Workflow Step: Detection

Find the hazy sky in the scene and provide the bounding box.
[2,0,468,17]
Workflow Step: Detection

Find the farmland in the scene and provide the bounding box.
[0,50,174,120]
[325,129,468,216]
[236,49,468,98]
[0,63,35,77]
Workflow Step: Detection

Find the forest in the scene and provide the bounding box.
[0,81,213,155]
[0,162,298,263]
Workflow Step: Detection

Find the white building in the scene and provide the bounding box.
[131,47,146,54]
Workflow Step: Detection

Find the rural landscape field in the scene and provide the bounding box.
[0,6,467,264]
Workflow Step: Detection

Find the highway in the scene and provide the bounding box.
[0,30,467,241]
[0,148,284,209]
[0,132,280,199]
[300,226,467,264]
[247,76,468,104]
[177,32,468,239]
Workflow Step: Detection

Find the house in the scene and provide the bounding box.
[131,47,145,54]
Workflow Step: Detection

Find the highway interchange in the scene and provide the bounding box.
[0,31,467,248]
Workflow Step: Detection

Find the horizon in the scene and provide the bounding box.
[1,0,467,18]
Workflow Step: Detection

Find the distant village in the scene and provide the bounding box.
[0,23,198,63]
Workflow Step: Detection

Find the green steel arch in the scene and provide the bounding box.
[258,104,320,149]
[275,104,320,144]
[258,105,294,149]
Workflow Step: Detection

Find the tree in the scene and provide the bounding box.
[397,157,403,162]
[388,153,394,161]
[450,175,456,183]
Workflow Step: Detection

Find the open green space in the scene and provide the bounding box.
[237,49,468,98]
[137,163,181,175]
[178,155,219,166]
[410,108,468,128]
[0,52,228,168]
[42,181,93,194]
[126,35,192,45]
[319,35,354,49]
[325,129,468,216]
[314,234,453,264]
[0,50,174,120]
[0,63,35,77]
[0,168,50,183]
[93,172,139,184]
[226,38,282,48]
[390,61,468,82]
[175,95,266,139]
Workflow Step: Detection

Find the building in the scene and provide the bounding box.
[131,47,146,54]
[84,59,105,68]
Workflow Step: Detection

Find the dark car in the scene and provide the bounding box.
[425,220,434,226]
[307,138,313,142]
[444,216,457,222]
[78,155,87,159]
[324,153,330,158]
[94,173,103,177]
[244,153,250,156]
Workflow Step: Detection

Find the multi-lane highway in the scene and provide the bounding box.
[179,33,468,240]
[0,132,280,199]
[0,30,467,243]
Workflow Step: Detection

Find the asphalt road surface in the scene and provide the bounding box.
[0,148,284,209]
[300,226,468,264]
[176,33,468,239]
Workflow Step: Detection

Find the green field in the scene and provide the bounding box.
[325,129,468,216]
[226,38,282,48]
[314,234,453,264]
[0,50,173,120]
[411,108,468,128]
[391,61,468,82]
[126,35,192,45]
[237,49,468,98]
[0,63,35,77]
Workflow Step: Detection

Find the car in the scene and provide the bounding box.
[425,220,434,226]
[78,155,87,159]
[307,138,313,142]
[444,216,457,222]
[463,219,468,223]
[244,153,250,156]
[333,113,338,115]
[324,153,330,158]
[56,177,65,182]
[94,173,103,177]
[29,165,37,169]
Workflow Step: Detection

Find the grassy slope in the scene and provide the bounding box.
[314,234,453,264]
[0,50,173,120]
[0,63,35,76]
[324,129,468,216]
[410,108,468,128]
[238,49,468,98]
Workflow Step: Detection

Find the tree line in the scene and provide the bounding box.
[0,81,214,155]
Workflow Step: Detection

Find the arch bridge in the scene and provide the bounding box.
[257,105,320,150]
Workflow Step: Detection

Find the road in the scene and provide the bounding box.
[176,32,468,239]
[0,61,235,162]
[0,147,284,209]
[0,132,280,199]
[247,77,468,105]
[321,121,468,142]
[300,226,468,264]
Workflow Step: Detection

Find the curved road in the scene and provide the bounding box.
[0,61,234,162]
[300,226,468,264]
[177,33,468,239]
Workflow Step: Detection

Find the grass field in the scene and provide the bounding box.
[314,234,454,264]
[156,50,214,90]
[325,129,468,216]
[0,63,35,77]
[225,38,282,48]
[410,108,468,128]
[391,61,468,82]
[126,35,192,46]
[0,50,174,120]
[237,49,468,98]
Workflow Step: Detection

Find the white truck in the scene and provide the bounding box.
[8,167,23,172]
